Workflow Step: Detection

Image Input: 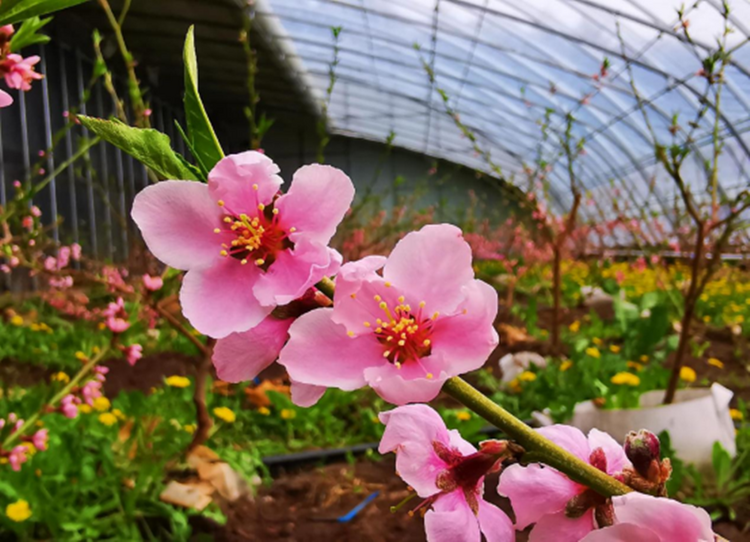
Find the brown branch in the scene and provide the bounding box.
[186,340,215,454]
[155,297,210,358]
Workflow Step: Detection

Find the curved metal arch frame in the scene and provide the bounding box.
[260,0,750,222]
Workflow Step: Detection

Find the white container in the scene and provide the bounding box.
[566,384,736,469]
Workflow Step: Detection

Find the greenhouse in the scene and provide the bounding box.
[0,0,748,540]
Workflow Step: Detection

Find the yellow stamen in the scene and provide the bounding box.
[347,331,355,337]
[213,228,221,233]
[398,296,405,303]
[255,258,265,266]
[423,339,431,347]
[220,250,228,257]
[224,217,233,223]
[379,302,388,310]
[240,259,248,265]
[426,373,433,379]
[258,203,265,211]
[364,322,371,327]
[252,184,259,190]
[383,351,391,357]
[374,295,382,302]
[432,312,439,320]
[289,227,297,233]
[398,340,405,346]
[217,200,225,207]
[419,301,426,308]
[272,208,279,215]
[350,293,356,299]
[384,282,391,287]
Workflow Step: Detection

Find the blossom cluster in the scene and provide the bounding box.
[59,364,109,420]
[0,24,42,108]
[0,413,48,472]
[131,150,717,541]
[379,405,714,542]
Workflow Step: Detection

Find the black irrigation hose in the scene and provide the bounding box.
[260,425,513,471]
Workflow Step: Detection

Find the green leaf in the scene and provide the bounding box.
[77,116,200,181]
[9,15,51,51]
[0,0,90,25]
[183,26,223,171]
[712,441,732,489]
[174,120,209,179]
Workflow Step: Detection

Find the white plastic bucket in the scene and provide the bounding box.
[565,384,736,468]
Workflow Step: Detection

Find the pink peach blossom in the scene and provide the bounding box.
[378,405,514,542]
[279,224,499,405]
[212,314,326,407]
[120,343,143,366]
[49,276,73,289]
[104,297,130,332]
[81,380,103,405]
[132,151,354,338]
[32,429,48,451]
[580,493,714,542]
[57,246,71,268]
[8,445,27,471]
[61,395,78,418]
[142,274,163,291]
[71,243,82,260]
[498,425,630,542]
[0,88,11,108]
[0,54,42,90]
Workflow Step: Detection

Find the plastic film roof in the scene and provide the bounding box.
[256,0,750,219]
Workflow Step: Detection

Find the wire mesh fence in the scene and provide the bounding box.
[0,38,185,280]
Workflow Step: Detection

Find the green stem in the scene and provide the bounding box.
[29,137,100,200]
[2,347,109,450]
[442,377,631,497]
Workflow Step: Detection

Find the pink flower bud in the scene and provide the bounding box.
[624,429,661,479]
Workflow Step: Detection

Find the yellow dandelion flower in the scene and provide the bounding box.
[456,411,472,421]
[585,347,601,359]
[639,355,648,362]
[626,361,644,371]
[9,315,23,327]
[112,409,126,420]
[707,358,724,369]
[679,367,697,383]
[560,360,573,372]
[29,323,40,332]
[610,372,641,386]
[98,413,118,426]
[93,396,111,412]
[165,376,191,388]
[51,372,70,384]
[592,338,603,346]
[78,404,93,414]
[609,345,621,354]
[730,408,743,421]
[213,407,236,423]
[280,409,296,420]
[75,351,88,362]
[703,316,711,323]
[5,499,31,522]
[183,424,196,434]
[518,371,537,382]
[569,321,580,333]
[258,407,271,416]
